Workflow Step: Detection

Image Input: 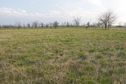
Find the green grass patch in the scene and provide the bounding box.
[0,28,126,84]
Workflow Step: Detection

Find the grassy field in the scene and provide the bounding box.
[0,28,126,84]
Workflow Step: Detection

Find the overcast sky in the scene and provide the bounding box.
[0,0,126,25]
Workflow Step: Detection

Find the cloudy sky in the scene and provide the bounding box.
[0,0,126,25]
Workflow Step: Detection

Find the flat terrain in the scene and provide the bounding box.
[0,28,126,84]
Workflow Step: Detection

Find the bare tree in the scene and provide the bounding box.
[40,22,44,28]
[98,11,116,29]
[66,22,70,27]
[73,18,81,27]
[32,21,38,28]
[17,24,22,28]
[53,21,59,28]
[45,24,49,28]
[27,23,31,28]
[15,22,22,28]
[86,22,90,28]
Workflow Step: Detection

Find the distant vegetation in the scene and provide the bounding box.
[0,28,126,84]
[1,11,126,29]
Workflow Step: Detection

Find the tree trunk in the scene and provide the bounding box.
[105,24,107,29]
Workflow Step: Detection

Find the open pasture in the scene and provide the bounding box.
[0,28,126,84]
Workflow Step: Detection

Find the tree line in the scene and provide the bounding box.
[0,11,125,29]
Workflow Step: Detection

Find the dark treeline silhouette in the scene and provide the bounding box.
[0,21,99,29]
[0,22,124,29]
